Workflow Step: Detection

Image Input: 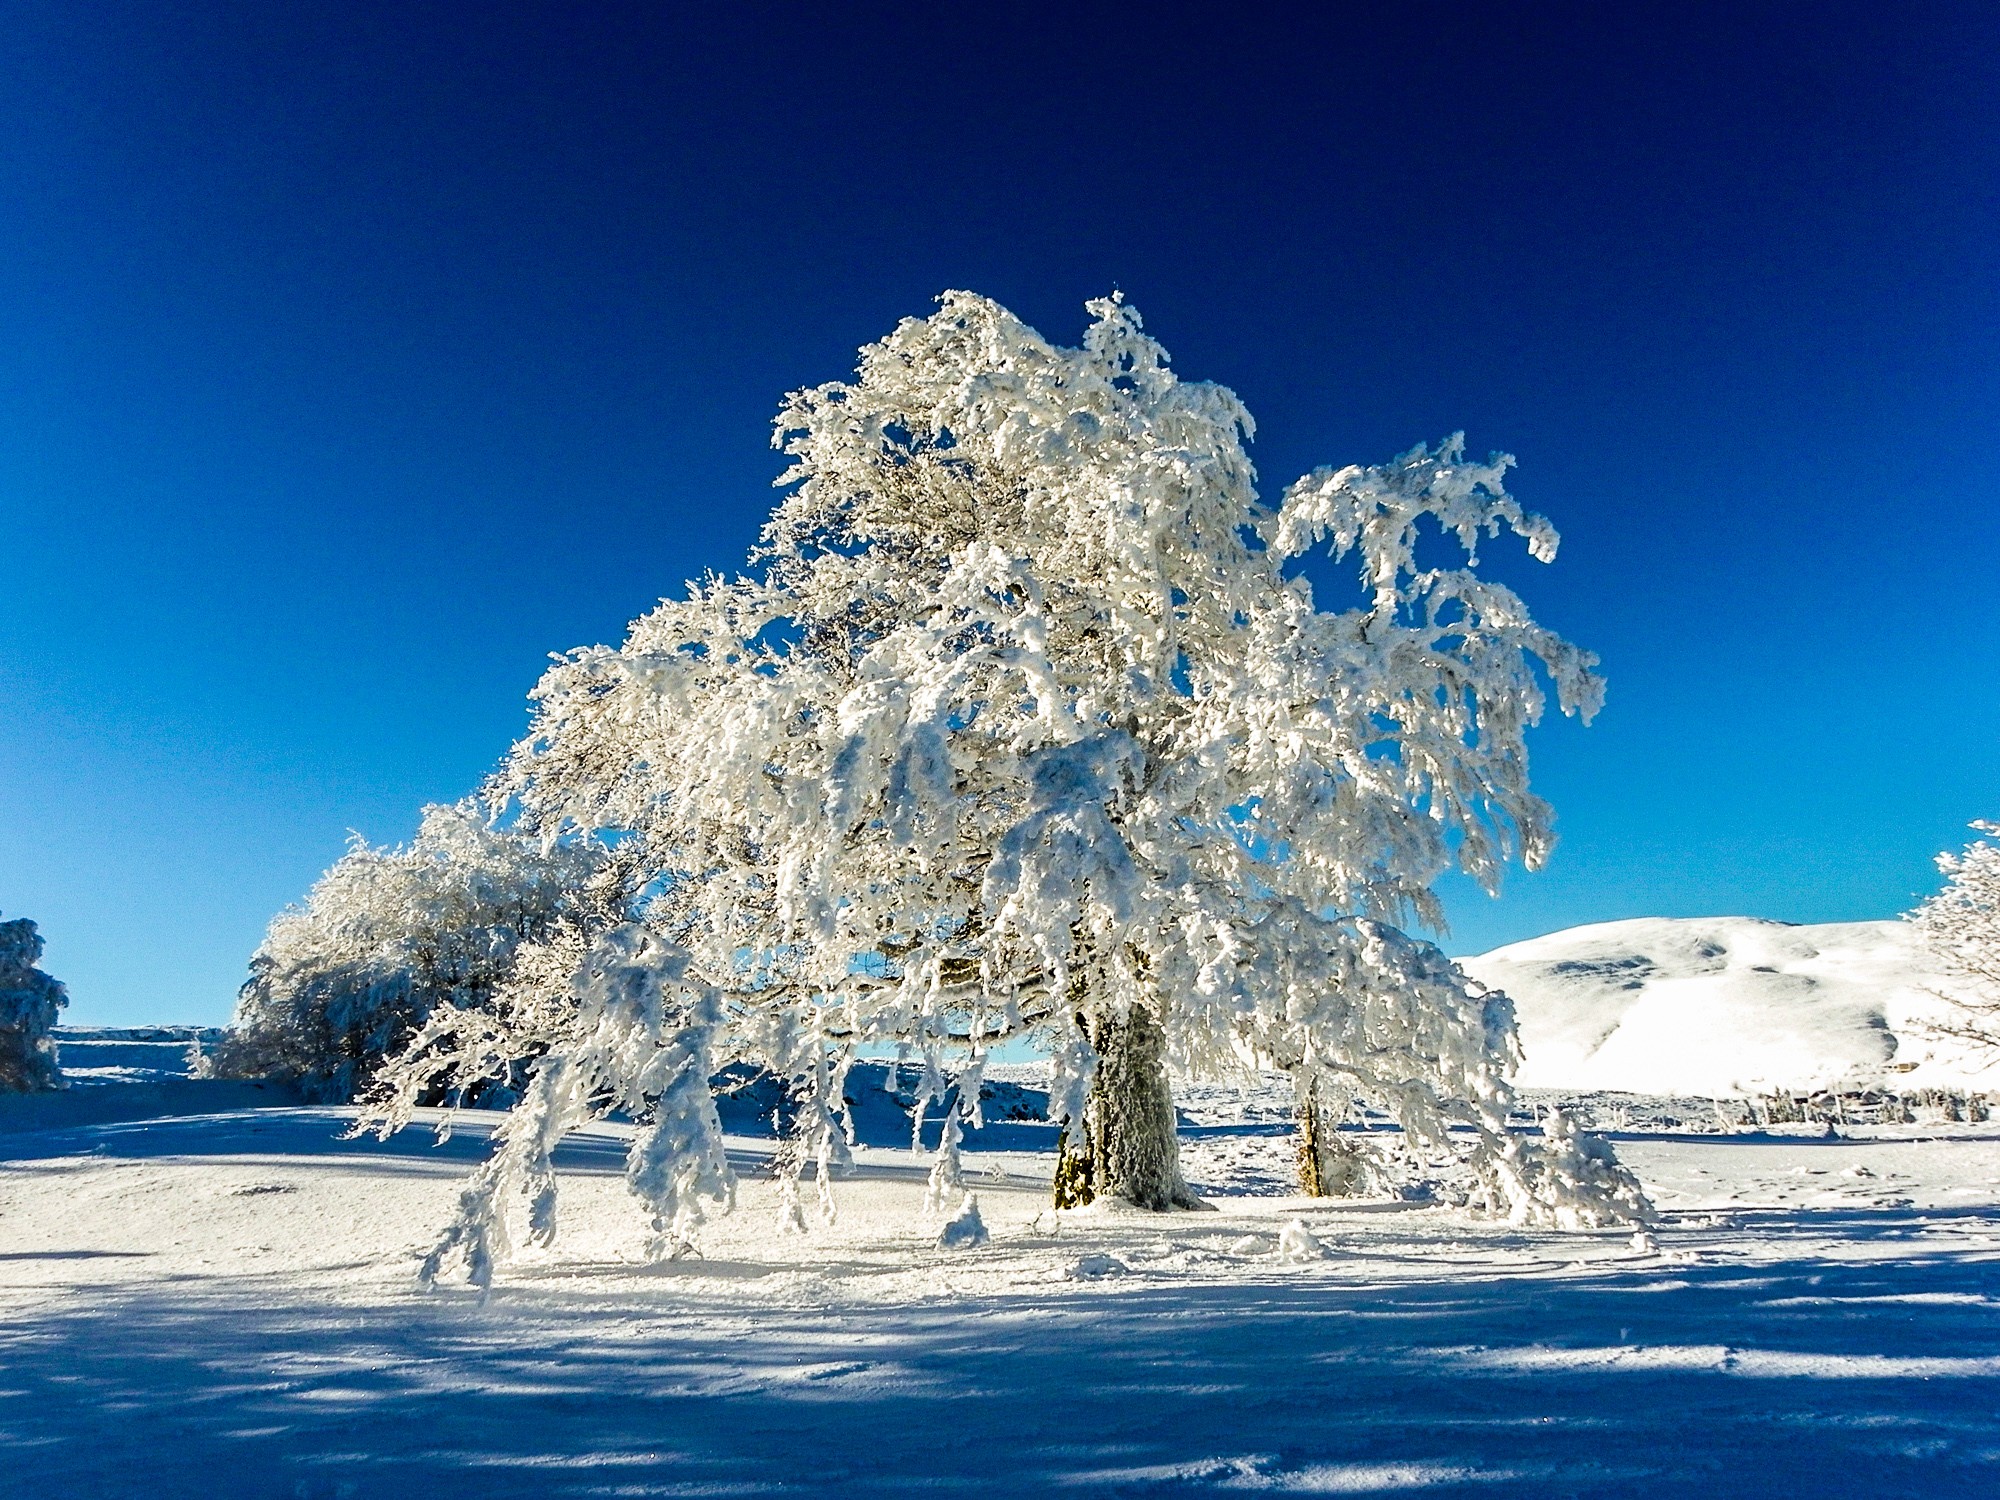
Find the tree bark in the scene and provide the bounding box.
[1053,1003,1202,1211]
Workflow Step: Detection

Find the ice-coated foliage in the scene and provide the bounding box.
[214,802,624,1102]
[388,923,733,1286]
[384,292,1649,1273]
[1911,821,2000,1053]
[0,915,66,1093]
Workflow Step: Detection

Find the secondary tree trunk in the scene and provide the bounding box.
[1295,1077,1372,1197]
[1296,1079,1329,1197]
[1053,1003,1202,1211]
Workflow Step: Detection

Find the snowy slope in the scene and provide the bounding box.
[1464,917,1996,1096]
[0,1027,290,1136]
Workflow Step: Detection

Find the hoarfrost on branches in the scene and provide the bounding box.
[214,802,626,1103]
[0,914,66,1093]
[396,923,733,1286]
[1911,821,2000,1055]
[369,291,1651,1277]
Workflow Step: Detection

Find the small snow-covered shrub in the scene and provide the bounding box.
[212,803,625,1103]
[0,914,66,1092]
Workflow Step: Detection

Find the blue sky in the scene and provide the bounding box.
[3,3,1995,1025]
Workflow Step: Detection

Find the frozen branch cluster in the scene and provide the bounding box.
[365,293,1651,1279]
[0,914,66,1093]
[400,924,733,1283]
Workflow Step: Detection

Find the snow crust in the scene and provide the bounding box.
[1464,917,1998,1095]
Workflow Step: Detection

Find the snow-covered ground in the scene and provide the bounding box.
[3,1029,1997,1497]
[1464,917,1998,1096]
[46,1024,226,1085]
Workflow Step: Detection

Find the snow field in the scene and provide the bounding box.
[3,1091,1997,1497]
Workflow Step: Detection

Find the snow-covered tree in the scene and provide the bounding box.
[1911,820,2000,1054]
[372,292,1651,1282]
[213,802,626,1102]
[0,914,66,1092]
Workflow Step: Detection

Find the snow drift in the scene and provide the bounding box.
[1465,916,1995,1096]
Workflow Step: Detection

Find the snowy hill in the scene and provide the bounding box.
[0,1026,288,1136]
[1464,916,1996,1096]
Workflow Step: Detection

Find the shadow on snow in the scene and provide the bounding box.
[2,1213,1995,1499]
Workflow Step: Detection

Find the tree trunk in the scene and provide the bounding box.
[1295,1078,1373,1197]
[1052,1122,1094,1208]
[1296,1079,1329,1198]
[1053,1004,1202,1211]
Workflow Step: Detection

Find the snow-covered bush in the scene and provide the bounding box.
[212,802,624,1103]
[372,292,1651,1282]
[1911,821,2000,1054]
[0,914,66,1092]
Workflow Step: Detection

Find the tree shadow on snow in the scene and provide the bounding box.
[0,1108,628,1176]
[3,1206,1995,1500]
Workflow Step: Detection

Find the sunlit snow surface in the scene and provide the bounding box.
[3,1035,1997,1497]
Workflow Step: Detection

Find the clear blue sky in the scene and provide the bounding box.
[3,3,1995,1025]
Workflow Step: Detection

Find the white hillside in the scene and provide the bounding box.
[1464,917,1997,1096]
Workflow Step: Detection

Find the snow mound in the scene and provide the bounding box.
[1067,1253,1130,1279]
[1276,1218,1329,1262]
[935,1194,989,1249]
[1463,917,1995,1096]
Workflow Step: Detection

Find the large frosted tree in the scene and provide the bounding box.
[374,292,1650,1281]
